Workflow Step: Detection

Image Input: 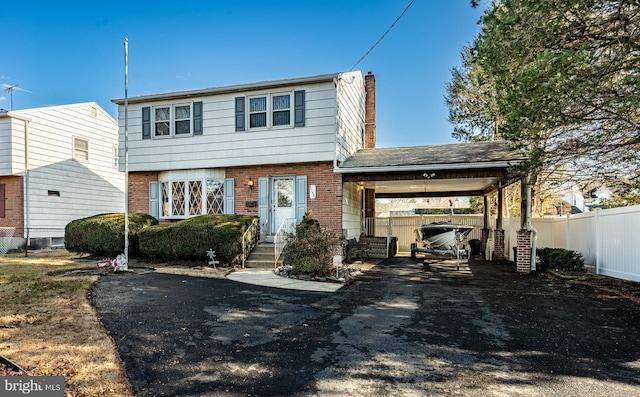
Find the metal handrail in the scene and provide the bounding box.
[274,218,296,267]
[241,218,259,268]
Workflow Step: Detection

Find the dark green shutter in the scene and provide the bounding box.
[193,101,203,135]
[295,176,307,221]
[142,107,151,139]
[294,90,305,127]
[235,97,245,131]
[224,178,235,214]
[149,182,158,219]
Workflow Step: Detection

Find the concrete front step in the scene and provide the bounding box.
[244,242,281,268]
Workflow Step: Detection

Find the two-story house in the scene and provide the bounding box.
[0,103,125,250]
[111,71,375,240]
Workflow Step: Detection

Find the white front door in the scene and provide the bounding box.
[271,177,295,234]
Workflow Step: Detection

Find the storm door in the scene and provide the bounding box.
[271,177,295,234]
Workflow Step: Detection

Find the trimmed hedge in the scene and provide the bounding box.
[138,214,257,266]
[536,247,585,272]
[65,213,158,257]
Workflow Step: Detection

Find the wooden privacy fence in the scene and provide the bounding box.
[371,205,640,282]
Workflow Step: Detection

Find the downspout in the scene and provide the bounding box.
[333,76,340,170]
[3,111,32,255]
[525,178,538,272]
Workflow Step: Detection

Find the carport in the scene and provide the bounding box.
[336,140,535,273]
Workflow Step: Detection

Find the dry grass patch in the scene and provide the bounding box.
[0,250,133,397]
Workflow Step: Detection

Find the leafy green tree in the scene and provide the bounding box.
[470,0,640,191]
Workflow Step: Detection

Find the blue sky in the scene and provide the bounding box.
[0,0,485,147]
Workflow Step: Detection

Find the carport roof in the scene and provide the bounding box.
[336,141,526,198]
[337,141,524,172]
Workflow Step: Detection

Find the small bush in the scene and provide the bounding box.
[138,214,256,266]
[65,213,158,257]
[291,256,325,277]
[281,212,341,277]
[536,247,585,272]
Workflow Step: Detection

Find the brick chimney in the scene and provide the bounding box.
[364,71,376,149]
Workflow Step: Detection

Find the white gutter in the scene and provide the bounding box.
[334,161,520,173]
[0,111,32,247]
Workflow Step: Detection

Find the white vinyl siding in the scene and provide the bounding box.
[335,71,366,162]
[118,77,349,172]
[1,103,124,239]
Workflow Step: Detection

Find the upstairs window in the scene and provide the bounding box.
[153,104,191,137]
[249,97,267,128]
[247,92,292,129]
[142,102,202,140]
[272,94,291,126]
[236,90,304,131]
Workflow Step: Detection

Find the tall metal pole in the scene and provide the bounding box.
[124,37,130,263]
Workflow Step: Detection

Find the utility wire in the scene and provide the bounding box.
[349,0,415,71]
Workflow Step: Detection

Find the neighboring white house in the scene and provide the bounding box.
[111,71,374,240]
[0,102,124,249]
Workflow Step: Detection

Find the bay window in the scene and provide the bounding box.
[161,178,225,218]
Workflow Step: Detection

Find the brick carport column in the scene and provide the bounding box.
[493,229,505,261]
[516,229,533,273]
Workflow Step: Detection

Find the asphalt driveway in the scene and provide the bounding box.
[91,257,640,396]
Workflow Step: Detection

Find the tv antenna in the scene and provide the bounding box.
[2,84,31,110]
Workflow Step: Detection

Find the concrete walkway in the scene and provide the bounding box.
[226,268,343,292]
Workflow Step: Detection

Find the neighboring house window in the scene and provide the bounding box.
[74,137,89,161]
[237,91,304,131]
[160,179,225,218]
[113,147,119,168]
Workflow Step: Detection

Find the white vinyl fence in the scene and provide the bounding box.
[373,204,640,282]
[504,205,640,282]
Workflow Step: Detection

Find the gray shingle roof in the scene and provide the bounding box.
[338,141,524,170]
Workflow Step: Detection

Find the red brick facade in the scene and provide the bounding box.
[128,172,158,214]
[0,176,24,232]
[127,162,343,235]
[516,229,533,273]
[493,229,506,261]
[226,161,342,234]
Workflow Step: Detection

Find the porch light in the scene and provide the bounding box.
[248,177,254,190]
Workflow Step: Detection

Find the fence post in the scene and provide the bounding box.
[595,208,600,275]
